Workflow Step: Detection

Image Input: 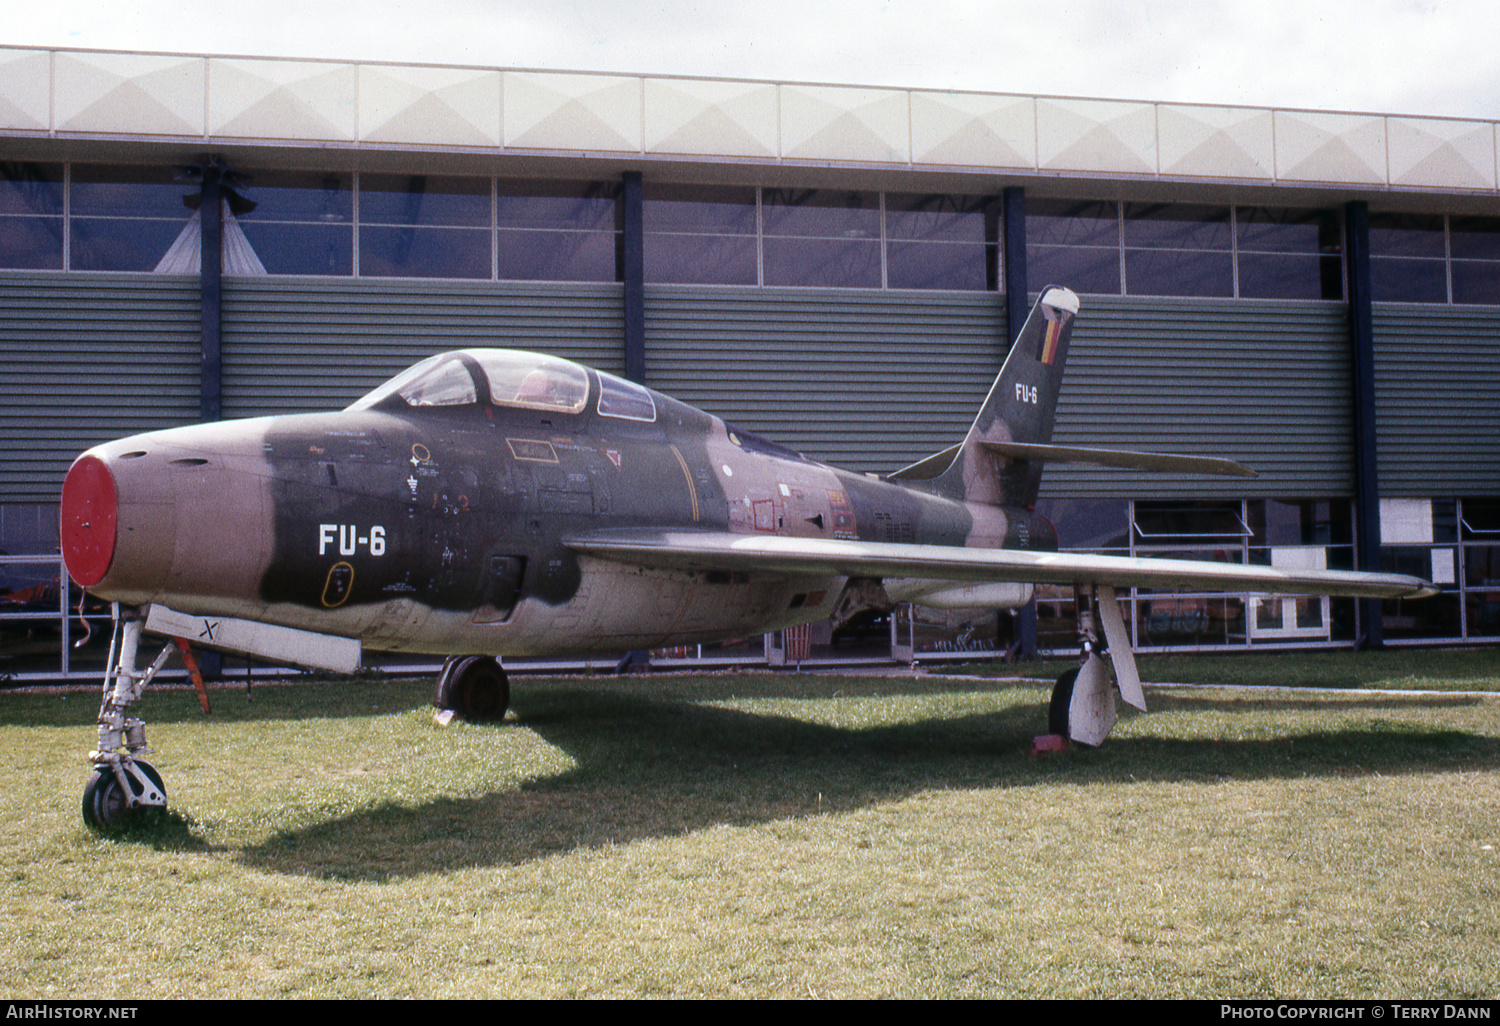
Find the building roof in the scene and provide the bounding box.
[3,44,1498,210]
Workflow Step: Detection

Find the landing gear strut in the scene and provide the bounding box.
[84,611,170,831]
[434,655,509,722]
[1048,584,1147,748]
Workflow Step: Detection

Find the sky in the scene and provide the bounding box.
[10,0,1500,121]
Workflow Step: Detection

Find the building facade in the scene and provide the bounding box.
[3,46,1499,676]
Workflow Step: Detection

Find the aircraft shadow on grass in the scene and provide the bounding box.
[222,678,1498,881]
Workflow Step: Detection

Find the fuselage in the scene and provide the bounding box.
[60,350,1056,656]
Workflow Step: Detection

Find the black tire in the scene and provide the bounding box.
[435,656,509,723]
[82,760,166,832]
[433,655,461,708]
[1048,668,1080,738]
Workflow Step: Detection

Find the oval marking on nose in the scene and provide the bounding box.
[61,455,117,587]
[322,562,355,608]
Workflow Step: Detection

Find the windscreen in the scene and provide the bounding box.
[348,350,590,415]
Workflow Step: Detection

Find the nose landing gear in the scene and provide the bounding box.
[83,612,172,831]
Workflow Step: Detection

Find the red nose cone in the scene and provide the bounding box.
[61,455,117,587]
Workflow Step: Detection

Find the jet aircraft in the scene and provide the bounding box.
[59,286,1436,830]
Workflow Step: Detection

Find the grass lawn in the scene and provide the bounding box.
[2,651,1498,998]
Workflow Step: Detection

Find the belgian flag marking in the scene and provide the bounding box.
[1039,319,1063,365]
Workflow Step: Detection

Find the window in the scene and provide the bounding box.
[1235,208,1343,300]
[1028,201,1348,300]
[596,372,657,422]
[884,193,996,291]
[496,180,619,282]
[643,184,757,285]
[1449,217,1500,305]
[359,174,491,279]
[1359,212,1500,305]
[1025,199,1121,295]
[762,189,881,288]
[394,356,478,407]
[69,164,191,272]
[1248,499,1353,551]
[643,186,999,290]
[1123,203,1233,298]
[347,354,474,410]
[1037,499,1129,552]
[235,170,353,276]
[472,350,590,414]
[1369,213,1447,302]
[0,163,63,270]
[350,350,592,414]
[1033,499,1366,652]
[1133,500,1249,547]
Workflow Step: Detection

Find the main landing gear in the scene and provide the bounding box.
[1046,584,1147,749]
[83,612,171,831]
[434,655,510,722]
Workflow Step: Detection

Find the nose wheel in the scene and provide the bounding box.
[82,759,166,831]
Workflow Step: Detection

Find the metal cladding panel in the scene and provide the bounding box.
[1041,296,1354,500]
[1372,305,1500,498]
[0,274,200,503]
[642,286,1008,475]
[220,280,626,418]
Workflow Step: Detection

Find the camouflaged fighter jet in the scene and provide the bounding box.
[59,286,1436,829]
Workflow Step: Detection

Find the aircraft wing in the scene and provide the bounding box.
[565,528,1438,600]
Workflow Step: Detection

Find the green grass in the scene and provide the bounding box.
[2,654,1499,998]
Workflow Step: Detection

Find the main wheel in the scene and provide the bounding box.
[82,761,166,832]
[1048,668,1080,738]
[435,656,509,722]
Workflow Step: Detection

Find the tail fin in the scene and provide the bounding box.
[892,285,1079,507]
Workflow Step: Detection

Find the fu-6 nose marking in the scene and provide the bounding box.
[318,524,387,557]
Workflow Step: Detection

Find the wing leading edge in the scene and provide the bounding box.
[565,529,1438,601]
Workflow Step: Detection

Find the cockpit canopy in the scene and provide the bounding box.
[347,349,655,423]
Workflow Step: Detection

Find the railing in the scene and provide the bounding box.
[0,553,113,679]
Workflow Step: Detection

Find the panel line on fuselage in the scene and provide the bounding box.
[669,444,701,523]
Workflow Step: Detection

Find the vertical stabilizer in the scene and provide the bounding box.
[918,285,1080,507]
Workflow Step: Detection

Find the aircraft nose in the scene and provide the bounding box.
[60,454,118,588]
[59,423,277,609]
[59,445,175,603]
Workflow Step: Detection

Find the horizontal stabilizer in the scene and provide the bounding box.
[980,441,1257,478]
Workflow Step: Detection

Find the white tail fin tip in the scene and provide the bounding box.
[1040,287,1080,314]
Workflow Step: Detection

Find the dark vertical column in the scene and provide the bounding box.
[200,163,223,424]
[621,171,646,384]
[1002,186,1039,659]
[1345,200,1383,647]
